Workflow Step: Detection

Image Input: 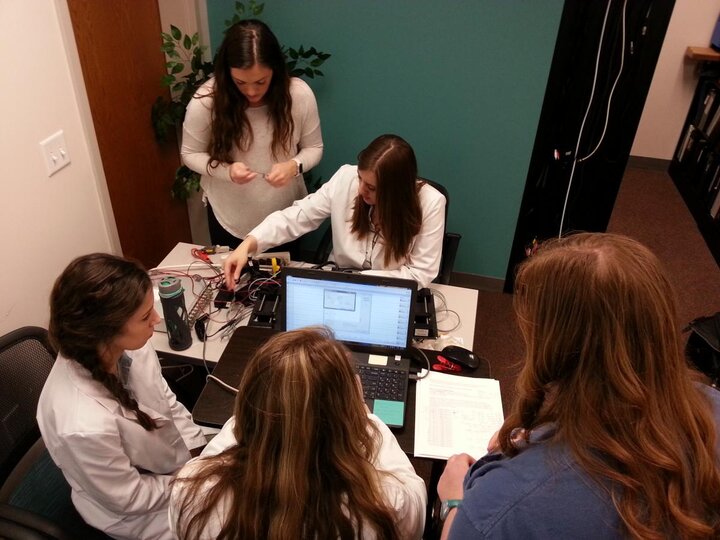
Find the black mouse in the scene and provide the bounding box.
[441,345,480,370]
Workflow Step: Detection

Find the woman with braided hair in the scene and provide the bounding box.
[37,253,206,540]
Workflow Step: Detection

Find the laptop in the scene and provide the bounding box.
[281,267,417,427]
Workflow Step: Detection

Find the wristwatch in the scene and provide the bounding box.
[293,158,303,176]
[440,499,462,521]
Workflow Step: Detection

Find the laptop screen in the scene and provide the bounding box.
[282,268,416,353]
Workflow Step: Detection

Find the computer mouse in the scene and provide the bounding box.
[441,345,480,370]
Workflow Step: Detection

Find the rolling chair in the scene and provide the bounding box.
[0,326,55,482]
[0,326,109,539]
[312,177,461,284]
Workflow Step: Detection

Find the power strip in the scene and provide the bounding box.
[188,284,213,326]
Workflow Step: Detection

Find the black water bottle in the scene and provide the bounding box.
[158,276,192,351]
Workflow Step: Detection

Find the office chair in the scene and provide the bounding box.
[311,177,461,284]
[421,178,462,285]
[0,326,55,482]
[0,327,109,539]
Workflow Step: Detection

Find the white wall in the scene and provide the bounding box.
[632,0,720,159]
[0,0,119,335]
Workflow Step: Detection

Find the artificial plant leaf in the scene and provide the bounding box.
[171,25,181,40]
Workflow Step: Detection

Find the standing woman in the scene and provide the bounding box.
[170,328,427,540]
[37,254,206,540]
[438,233,720,539]
[223,134,446,288]
[182,19,323,248]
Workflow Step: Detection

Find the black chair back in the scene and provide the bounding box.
[0,327,55,481]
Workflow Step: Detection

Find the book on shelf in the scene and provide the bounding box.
[684,131,708,176]
[704,156,720,205]
[706,99,720,139]
[710,188,720,219]
[677,124,696,162]
[698,87,718,132]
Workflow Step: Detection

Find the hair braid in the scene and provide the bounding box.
[70,350,157,432]
[89,363,157,431]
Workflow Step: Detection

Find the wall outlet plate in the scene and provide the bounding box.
[39,130,71,176]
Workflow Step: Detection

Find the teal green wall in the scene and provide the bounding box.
[206,1,563,279]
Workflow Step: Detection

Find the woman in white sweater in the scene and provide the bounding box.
[170,328,427,540]
[181,19,323,247]
[223,134,446,288]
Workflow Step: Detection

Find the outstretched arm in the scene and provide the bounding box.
[223,235,259,289]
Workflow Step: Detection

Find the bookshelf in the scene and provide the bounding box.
[669,63,720,267]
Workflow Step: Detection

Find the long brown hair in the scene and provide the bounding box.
[502,233,720,538]
[206,19,293,165]
[48,253,157,431]
[174,328,400,540]
[351,134,422,266]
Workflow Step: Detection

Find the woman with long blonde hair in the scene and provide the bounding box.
[439,233,720,539]
[170,328,426,539]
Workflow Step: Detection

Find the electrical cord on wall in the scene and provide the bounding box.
[577,0,627,163]
[558,0,614,237]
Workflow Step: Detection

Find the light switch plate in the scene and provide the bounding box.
[39,130,71,176]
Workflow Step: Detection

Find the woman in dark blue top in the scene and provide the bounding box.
[439,233,720,539]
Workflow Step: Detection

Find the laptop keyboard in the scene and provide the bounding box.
[357,363,407,402]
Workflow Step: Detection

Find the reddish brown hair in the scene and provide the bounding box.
[502,233,720,538]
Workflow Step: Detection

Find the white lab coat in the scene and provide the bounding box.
[37,342,206,540]
[250,164,446,288]
[169,414,427,539]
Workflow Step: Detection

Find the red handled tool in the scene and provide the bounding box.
[432,354,462,373]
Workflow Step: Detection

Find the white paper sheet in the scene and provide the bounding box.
[414,371,504,460]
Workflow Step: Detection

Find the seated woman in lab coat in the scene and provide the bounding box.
[37,253,206,540]
[169,328,427,540]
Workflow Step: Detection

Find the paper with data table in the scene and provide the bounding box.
[414,372,504,460]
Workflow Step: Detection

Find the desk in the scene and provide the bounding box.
[192,326,489,453]
[156,239,484,538]
[151,242,479,365]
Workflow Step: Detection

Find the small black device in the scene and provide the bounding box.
[441,345,480,370]
[194,314,209,342]
[247,285,281,329]
[414,288,438,339]
[213,288,236,309]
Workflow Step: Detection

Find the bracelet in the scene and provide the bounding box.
[440,499,462,521]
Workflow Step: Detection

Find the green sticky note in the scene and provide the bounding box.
[373,400,404,427]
